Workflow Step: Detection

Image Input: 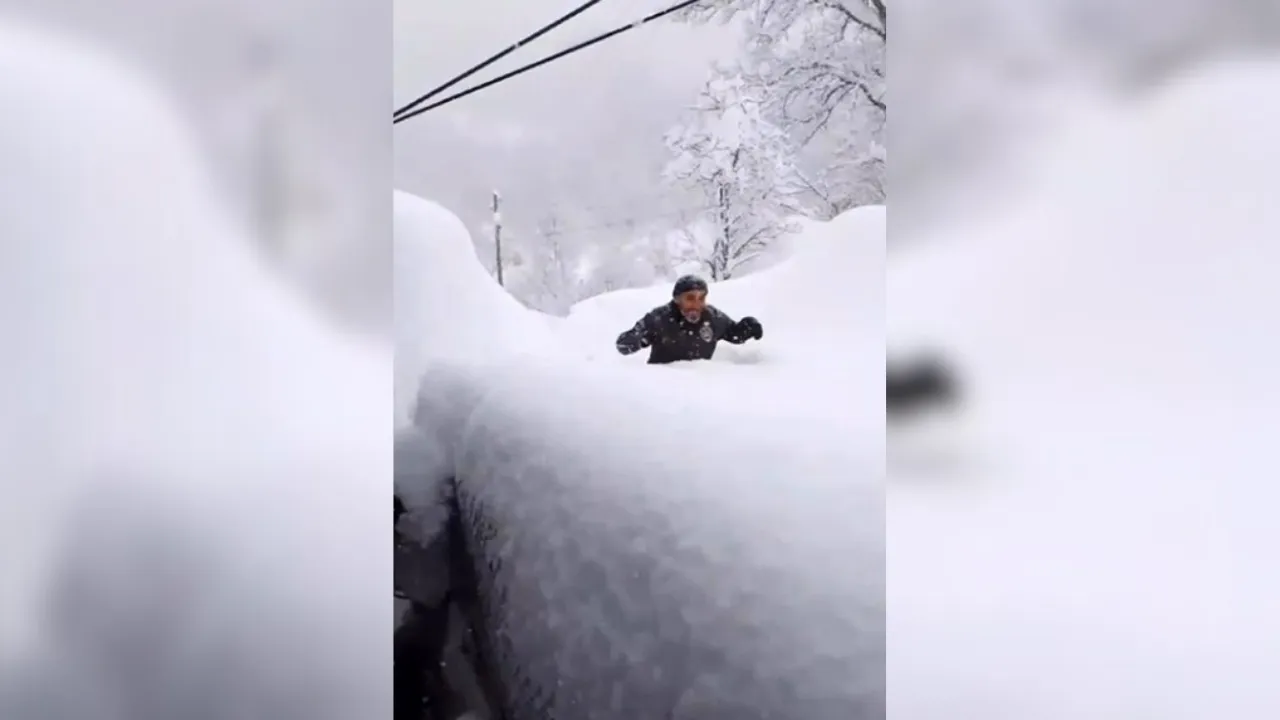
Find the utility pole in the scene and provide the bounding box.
[492,190,504,286]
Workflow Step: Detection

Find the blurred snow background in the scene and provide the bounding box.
[0,4,390,720]
[893,0,1280,716]
[3,0,389,333]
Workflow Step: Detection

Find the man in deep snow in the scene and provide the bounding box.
[615,275,763,364]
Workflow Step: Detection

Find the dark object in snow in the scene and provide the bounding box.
[395,425,500,720]
[395,597,458,720]
[616,280,762,364]
[395,482,500,720]
[887,354,960,419]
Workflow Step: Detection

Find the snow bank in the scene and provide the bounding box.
[0,20,388,718]
[563,205,884,373]
[712,206,884,360]
[552,205,884,443]
[889,57,1280,718]
[392,189,564,542]
[393,189,556,426]
[411,356,883,717]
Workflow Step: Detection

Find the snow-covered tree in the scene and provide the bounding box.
[664,70,802,280]
[499,213,581,315]
[680,0,886,210]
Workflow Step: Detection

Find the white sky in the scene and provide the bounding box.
[394,0,741,236]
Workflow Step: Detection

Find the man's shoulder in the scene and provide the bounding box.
[646,303,675,319]
[704,304,731,322]
[633,303,671,329]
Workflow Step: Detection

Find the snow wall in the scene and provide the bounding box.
[394,190,885,719]
[393,189,565,427]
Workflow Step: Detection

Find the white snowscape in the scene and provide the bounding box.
[9,6,1277,715]
[888,57,1280,718]
[399,53,1280,718]
[0,18,389,719]
[394,188,886,712]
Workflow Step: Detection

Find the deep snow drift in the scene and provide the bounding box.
[395,194,886,503]
[888,57,1280,718]
[395,192,885,715]
[563,209,883,366]
[393,190,559,426]
[557,206,885,432]
[0,20,389,718]
[394,190,885,467]
[393,191,887,433]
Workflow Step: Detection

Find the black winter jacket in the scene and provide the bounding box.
[615,302,756,364]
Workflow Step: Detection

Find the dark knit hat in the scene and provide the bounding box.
[672,275,708,297]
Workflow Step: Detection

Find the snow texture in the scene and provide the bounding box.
[395,188,884,717]
[394,190,572,548]
[393,190,560,428]
[888,57,1280,718]
[0,19,390,719]
[565,206,883,380]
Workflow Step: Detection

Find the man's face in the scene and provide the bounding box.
[676,290,706,322]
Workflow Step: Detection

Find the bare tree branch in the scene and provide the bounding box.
[822,0,885,41]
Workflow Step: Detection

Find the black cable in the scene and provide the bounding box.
[394,0,703,125]
[395,0,607,119]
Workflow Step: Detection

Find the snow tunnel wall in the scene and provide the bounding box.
[405,359,884,720]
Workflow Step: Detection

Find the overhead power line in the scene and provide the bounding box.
[394,0,703,125]
[394,0,606,119]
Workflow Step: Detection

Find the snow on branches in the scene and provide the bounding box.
[679,0,886,212]
[664,72,802,280]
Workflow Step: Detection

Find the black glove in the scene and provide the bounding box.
[739,316,763,340]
